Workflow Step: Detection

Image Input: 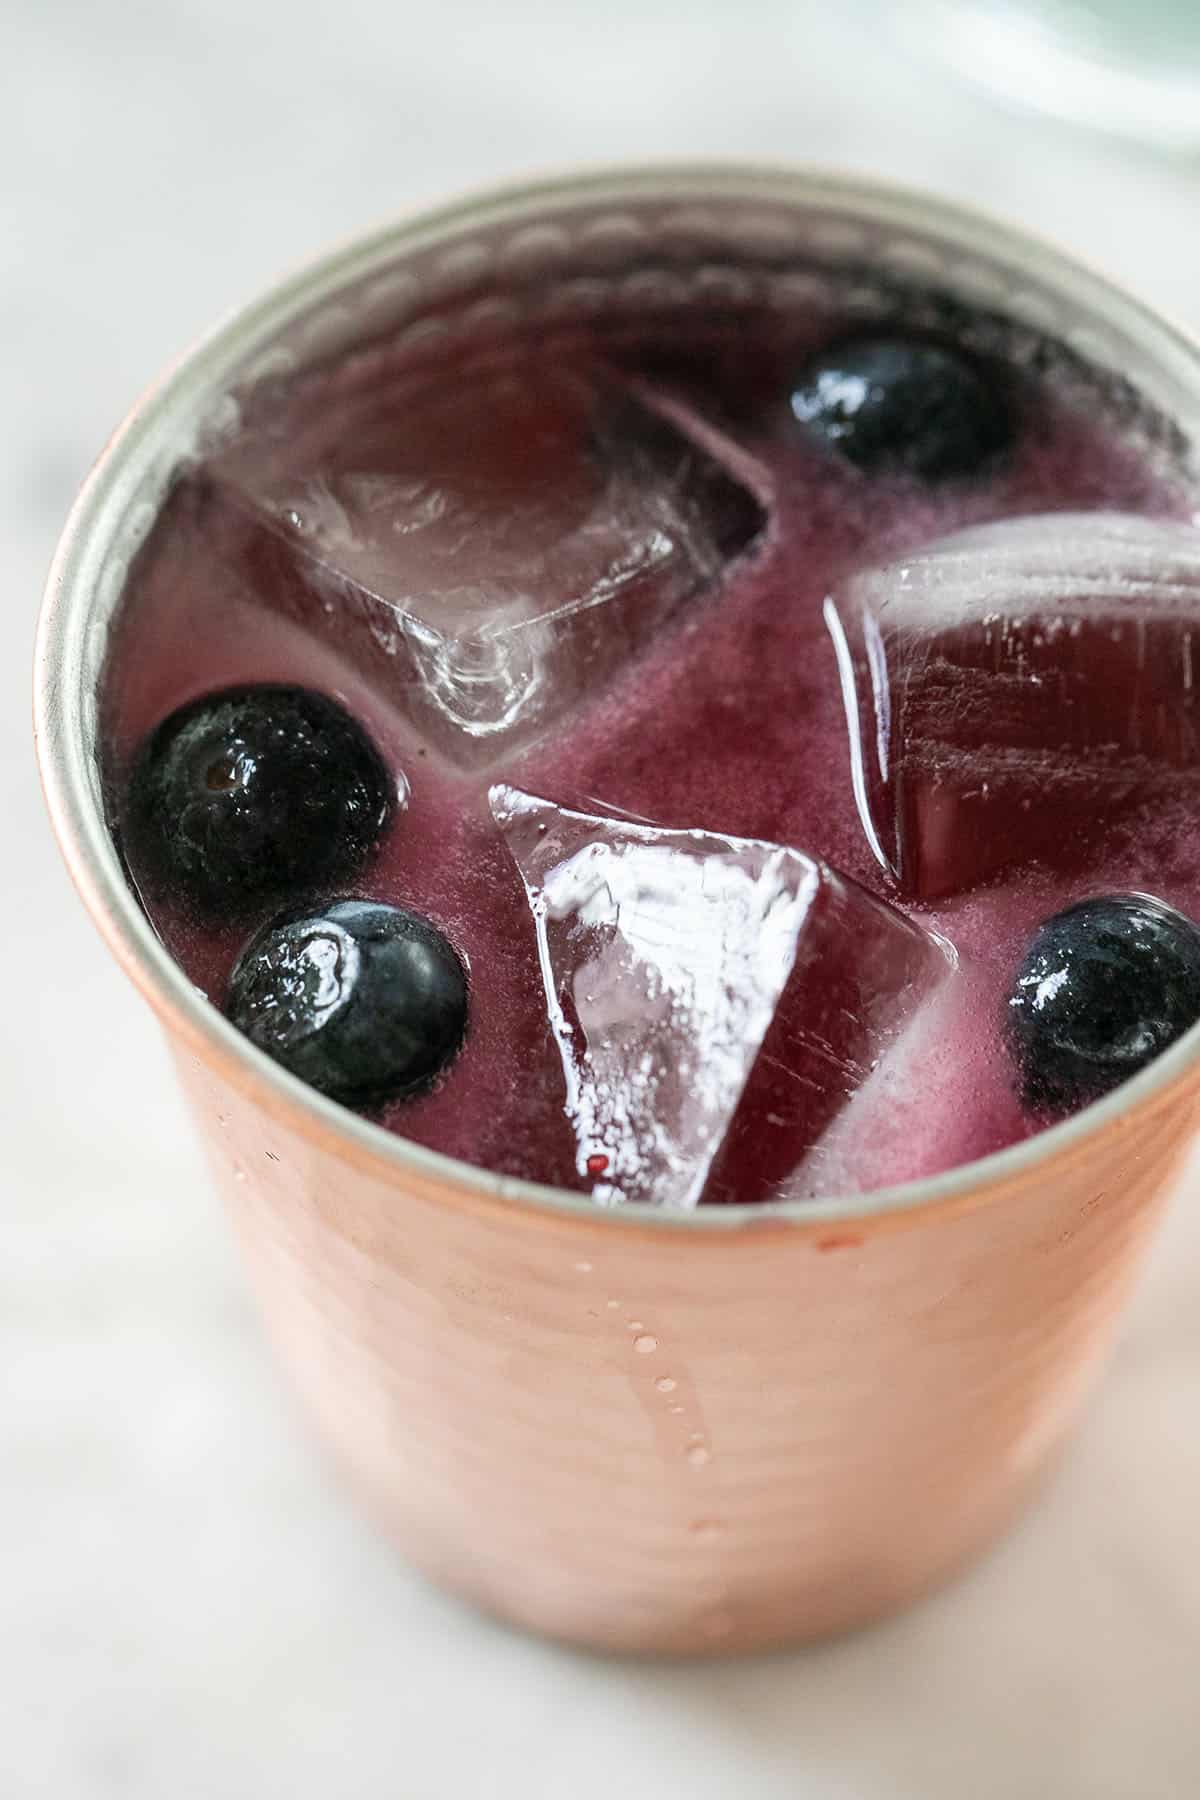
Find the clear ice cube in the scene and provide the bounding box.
[491,787,952,1208]
[825,512,1200,898]
[208,353,763,765]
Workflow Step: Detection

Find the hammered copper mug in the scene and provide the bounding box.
[34,167,1200,1656]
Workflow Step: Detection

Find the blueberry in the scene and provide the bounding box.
[126,686,395,916]
[226,899,468,1106]
[1005,895,1200,1117]
[789,337,1014,480]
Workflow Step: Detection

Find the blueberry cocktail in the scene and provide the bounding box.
[100,261,1200,1209]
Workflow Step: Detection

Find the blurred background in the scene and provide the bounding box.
[6,1,1200,1794]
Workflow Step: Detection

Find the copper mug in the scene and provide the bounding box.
[34,167,1200,1656]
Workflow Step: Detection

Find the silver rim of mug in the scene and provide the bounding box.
[33,161,1200,1232]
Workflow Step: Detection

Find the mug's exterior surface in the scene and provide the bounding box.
[36,168,1200,1654]
[175,1039,1194,1654]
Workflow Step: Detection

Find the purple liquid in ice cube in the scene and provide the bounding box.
[827,513,1200,898]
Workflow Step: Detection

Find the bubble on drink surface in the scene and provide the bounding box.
[203,352,764,766]
[491,787,953,1208]
[826,512,1200,899]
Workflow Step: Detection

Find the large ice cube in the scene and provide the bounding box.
[826,513,1200,899]
[491,787,952,1208]
[208,353,763,765]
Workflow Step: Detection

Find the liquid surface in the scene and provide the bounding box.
[101,292,1200,1205]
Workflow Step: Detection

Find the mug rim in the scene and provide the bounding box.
[33,159,1200,1237]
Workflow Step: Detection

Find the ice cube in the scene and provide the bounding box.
[700,839,955,1206]
[826,512,1200,898]
[775,972,1024,1201]
[207,352,763,765]
[491,787,952,1208]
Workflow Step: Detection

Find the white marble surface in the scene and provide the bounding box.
[7,1,1200,1793]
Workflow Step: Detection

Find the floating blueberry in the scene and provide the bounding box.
[226,899,468,1106]
[126,686,396,916]
[789,337,1014,481]
[1005,894,1200,1118]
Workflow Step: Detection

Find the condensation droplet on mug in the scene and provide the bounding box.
[686,1441,712,1468]
[655,1376,677,1394]
[634,1334,658,1355]
[232,1164,247,1184]
[573,1260,593,1274]
[627,1320,645,1333]
[606,1298,621,1310]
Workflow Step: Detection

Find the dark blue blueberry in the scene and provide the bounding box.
[227,899,468,1106]
[1005,895,1200,1118]
[789,337,1014,480]
[126,686,395,916]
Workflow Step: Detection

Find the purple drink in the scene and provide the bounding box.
[100,271,1200,1209]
